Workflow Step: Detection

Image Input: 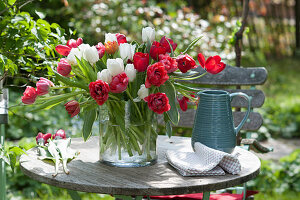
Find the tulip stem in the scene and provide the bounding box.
[125,89,143,121]
[171,72,207,81]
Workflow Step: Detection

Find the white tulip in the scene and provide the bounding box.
[119,43,136,61]
[105,33,118,43]
[78,44,90,51]
[137,84,149,100]
[66,48,82,65]
[142,27,155,43]
[125,64,136,82]
[82,46,99,65]
[97,69,112,84]
[107,58,124,77]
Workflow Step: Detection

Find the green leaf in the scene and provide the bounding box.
[82,105,97,141]
[173,82,201,92]
[9,153,16,172]
[182,36,203,54]
[29,91,86,112]
[165,38,174,57]
[8,146,26,156]
[164,113,173,138]
[76,57,97,82]
[160,80,179,125]
[54,70,89,91]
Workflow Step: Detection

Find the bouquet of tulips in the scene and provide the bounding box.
[21,27,225,163]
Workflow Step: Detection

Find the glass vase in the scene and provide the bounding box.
[98,100,157,167]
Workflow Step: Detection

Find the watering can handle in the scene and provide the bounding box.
[230,92,252,135]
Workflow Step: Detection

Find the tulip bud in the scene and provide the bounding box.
[67,39,78,48]
[76,38,83,46]
[57,58,72,77]
[64,100,80,117]
[137,84,149,100]
[21,86,37,104]
[125,64,136,82]
[97,69,112,84]
[119,43,136,62]
[96,42,106,59]
[142,27,155,43]
[53,129,66,140]
[107,58,124,77]
[36,80,50,96]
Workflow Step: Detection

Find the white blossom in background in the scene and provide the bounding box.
[124,64,136,82]
[119,43,136,61]
[97,69,112,84]
[107,58,124,77]
[142,27,155,43]
[82,46,99,65]
[66,48,81,65]
[105,33,118,43]
[137,84,149,100]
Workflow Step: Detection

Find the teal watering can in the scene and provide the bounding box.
[191,90,251,153]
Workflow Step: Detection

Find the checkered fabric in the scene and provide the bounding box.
[166,142,241,176]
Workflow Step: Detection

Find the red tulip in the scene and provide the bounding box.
[145,62,169,88]
[53,129,66,140]
[95,42,106,59]
[177,96,189,112]
[109,72,129,93]
[144,93,171,114]
[89,80,110,105]
[176,54,197,73]
[160,36,177,53]
[64,100,80,117]
[198,53,226,74]
[21,86,38,104]
[57,58,72,77]
[116,33,127,44]
[149,41,167,61]
[76,38,83,46]
[36,132,52,145]
[55,45,71,56]
[133,52,149,72]
[67,39,78,48]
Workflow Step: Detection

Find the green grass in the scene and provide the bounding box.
[255,191,300,200]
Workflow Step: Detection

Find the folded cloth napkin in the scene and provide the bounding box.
[166,142,241,176]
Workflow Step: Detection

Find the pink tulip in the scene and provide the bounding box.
[77,38,83,46]
[95,42,106,59]
[40,77,55,87]
[21,86,37,104]
[57,58,72,76]
[109,72,129,93]
[36,80,50,96]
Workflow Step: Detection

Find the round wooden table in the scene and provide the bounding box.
[20,136,260,196]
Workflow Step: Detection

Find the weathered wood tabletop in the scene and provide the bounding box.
[20,136,260,196]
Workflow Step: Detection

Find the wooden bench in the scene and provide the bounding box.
[176,64,272,153]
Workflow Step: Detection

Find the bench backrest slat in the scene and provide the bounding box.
[182,65,268,85]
